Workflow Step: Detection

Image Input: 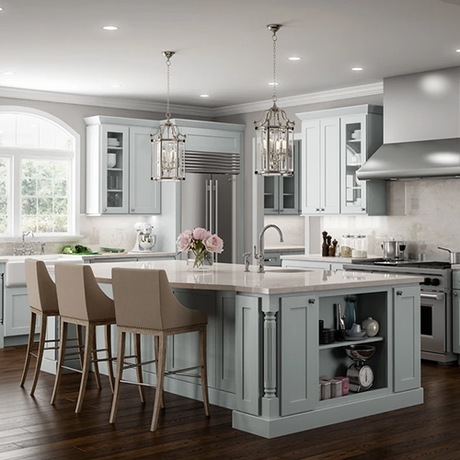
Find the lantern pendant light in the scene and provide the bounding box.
[254,24,295,176]
[151,51,186,181]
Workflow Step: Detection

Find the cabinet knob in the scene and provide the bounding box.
[308,298,316,304]
[454,292,458,297]
[131,208,135,212]
[321,208,325,211]
[103,208,107,212]
[361,207,366,212]
[396,290,403,296]
[315,208,320,212]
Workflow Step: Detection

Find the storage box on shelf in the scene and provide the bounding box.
[296,105,386,216]
[85,116,161,216]
[264,140,301,215]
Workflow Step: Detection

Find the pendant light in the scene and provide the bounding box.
[151,51,186,181]
[254,24,295,176]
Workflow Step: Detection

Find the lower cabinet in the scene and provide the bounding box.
[4,286,37,337]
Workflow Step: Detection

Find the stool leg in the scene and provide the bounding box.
[134,333,144,403]
[51,319,68,405]
[75,323,93,413]
[154,335,164,409]
[109,329,126,424]
[76,325,84,368]
[151,335,167,432]
[91,326,102,390]
[30,313,48,396]
[199,328,210,417]
[105,325,115,393]
[20,311,37,388]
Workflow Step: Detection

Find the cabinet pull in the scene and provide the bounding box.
[361,207,366,212]
[308,298,316,304]
[454,292,458,297]
[396,290,403,296]
[315,208,320,211]
[103,208,107,212]
[131,208,135,212]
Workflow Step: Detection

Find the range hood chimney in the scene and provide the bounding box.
[357,66,460,181]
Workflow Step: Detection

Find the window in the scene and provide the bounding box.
[0,107,79,238]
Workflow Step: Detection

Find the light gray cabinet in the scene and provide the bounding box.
[85,116,161,216]
[4,286,35,337]
[297,105,386,216]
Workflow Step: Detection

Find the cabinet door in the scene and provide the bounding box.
[264,176,279,214]
[102,124,129,214]
[4,287,38,337]
[280,294,318,416]
[279,140,301,214]
[129,126,161,214]
[394,285,421,392]
[340,115,367,214]
[453,290,460,353]
[321,118,340,214]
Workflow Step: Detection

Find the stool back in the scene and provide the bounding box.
[25,258,59,314]
[55,263,114,322]
[112,268,207,331]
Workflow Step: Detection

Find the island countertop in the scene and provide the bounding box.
[87,260,423,295]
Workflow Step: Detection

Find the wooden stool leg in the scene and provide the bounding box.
[20,311,37,388]
[151,335,167,432]
[134,333,144,403]
[154,335,164,409]
[30,314,48,396]
[199,328,210,417]
[76,325,84,368]
[91,326,102,390]
[75,323,93,413]
[109,329,126,424]
[105,325,115,393]
[51,319,68,405]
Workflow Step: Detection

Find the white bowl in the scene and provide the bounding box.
[107,153,117,168]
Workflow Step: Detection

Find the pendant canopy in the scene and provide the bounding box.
[254,24,295,176]
[151,51,186,181]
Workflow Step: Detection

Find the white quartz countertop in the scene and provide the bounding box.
[88,260,423,295]
[81,251,176,261]
[280,254,381,263]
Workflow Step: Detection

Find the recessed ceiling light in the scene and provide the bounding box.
[456,49,460,53]
[268,82,279,86]
[352,67,364,71]
[2,71,14,75]
[103,25,118,31]
[200,94,210,98]
[288,56,301,61]
[110,84,121,88]
[0,7,3,11]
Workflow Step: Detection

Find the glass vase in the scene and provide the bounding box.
[344,296,357,330]
[187,249,214,271]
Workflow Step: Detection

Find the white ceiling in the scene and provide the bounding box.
[1,0,460,111]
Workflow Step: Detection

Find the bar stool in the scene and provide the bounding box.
[51,263,116,413]
[109,267,210,432]
[20,259,69,395]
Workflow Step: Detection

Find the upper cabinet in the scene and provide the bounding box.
[297,105,386,216]
[264,140,301,215]
[85,116,160,216]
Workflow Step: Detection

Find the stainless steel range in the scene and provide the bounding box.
[343,259,455,364]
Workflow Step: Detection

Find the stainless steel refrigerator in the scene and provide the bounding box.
[180,151,239,263]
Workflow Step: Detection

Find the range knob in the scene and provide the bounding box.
[431,278,440,287]
[424,278,432,286]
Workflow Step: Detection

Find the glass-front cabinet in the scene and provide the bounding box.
[103,125,129,213]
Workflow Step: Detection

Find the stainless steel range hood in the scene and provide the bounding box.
[357,137,460,180]
[357,67,460,181]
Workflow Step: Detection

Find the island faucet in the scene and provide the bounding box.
[254,224,284,273]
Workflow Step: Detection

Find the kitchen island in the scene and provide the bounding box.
[83,260,424,438]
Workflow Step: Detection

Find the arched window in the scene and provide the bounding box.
[0,107,79,238]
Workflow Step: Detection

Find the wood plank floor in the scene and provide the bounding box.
[2,346,460,460]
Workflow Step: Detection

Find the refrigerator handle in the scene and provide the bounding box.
[205,180,210,230]
[214,179,218,237]
[209,179,214,233]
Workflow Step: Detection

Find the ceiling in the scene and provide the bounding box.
[1,0,460,111]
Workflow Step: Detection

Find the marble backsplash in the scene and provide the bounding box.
[317,179,460,260]
[263,215,305,248]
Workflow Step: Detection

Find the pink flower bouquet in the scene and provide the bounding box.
[177,227,224,269]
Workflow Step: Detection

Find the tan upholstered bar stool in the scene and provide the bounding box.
[51,263,116,413]
[109,267,210,432]
[20,259,68,395]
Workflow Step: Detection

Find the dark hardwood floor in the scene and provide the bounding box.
[2,346,460,460]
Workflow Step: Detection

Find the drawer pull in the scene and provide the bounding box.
[308,298,316,304]
[396,290,403,296]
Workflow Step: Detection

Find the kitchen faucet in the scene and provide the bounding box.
[254,224,284,273]
[20,231,34,255]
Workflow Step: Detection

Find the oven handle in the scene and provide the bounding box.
[420,293,445,301]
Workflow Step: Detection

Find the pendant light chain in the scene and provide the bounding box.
[272,28,277,103]
[165,53,171,121]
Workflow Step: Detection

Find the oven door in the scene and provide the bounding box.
[420,292,446,354]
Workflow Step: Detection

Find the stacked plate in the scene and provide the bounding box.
[108,138,120,147]
[344,329,367,341]
[320,328,336,344]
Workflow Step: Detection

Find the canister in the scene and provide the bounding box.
[320,379,332,400]
[334,376,349,395]
[352,235,367,258]
[341,235,353,258]
[330,379,343,398]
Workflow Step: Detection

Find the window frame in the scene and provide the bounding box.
[0,106,80,241]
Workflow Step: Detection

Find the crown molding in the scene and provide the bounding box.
[210,82,384,117]
[0,82,384,119]
[0,86,213,118]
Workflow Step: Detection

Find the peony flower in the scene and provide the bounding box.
[204,234,224,254]
[176,229,192,252]
[193,227,211,241]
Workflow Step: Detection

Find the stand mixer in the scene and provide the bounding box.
[131,223,157,252]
